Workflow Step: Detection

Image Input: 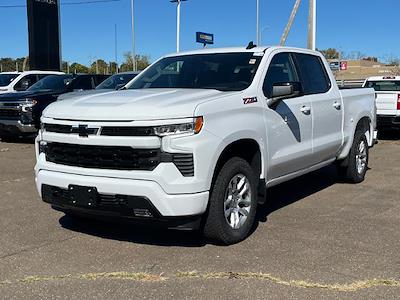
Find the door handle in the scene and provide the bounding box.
[333,102,341,110]
[300,105,311,115]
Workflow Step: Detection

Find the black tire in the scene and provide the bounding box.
[203,157,258,245]
[337,129,369,183]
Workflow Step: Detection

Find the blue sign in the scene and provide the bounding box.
[329,61,340,71]
[196,32,214,45]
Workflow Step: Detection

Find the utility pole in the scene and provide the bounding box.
[307,0,316,50]
[256,0,260,45]
[171,0,187,53]
[280,0,301,46]
[130,0,137,71]
[114,24,118,73]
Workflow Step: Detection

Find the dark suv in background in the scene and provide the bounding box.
[0,74,109,139]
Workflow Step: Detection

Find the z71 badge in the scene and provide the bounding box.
[243,97,258,105]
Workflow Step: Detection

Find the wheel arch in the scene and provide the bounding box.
[338,115,372,163]
[210,138,266,204]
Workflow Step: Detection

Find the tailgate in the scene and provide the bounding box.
[375,92,398,115]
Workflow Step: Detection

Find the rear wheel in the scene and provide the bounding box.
[203,157,258,245]
[338,129,369,183]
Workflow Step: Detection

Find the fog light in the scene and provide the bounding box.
[39,141,48,154]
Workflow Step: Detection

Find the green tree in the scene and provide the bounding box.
[0,58,15,72]
[69,63,89,74]
[120,52,150,72]
[89,59,108,74]
[318,48,340,59]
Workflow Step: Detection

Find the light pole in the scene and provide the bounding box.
[170,0,187,53]
[130,0,137,71]
[260,26,270,45]
[307,0,316,50]
[256,0,260,45]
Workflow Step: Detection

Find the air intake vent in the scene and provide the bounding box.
[173,154,194,177]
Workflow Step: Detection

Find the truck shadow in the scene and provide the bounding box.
[256,164,337,223]
[0,136,36,144]
[59,165,339,247]
[377,129,400,141]
[59,215,207,247]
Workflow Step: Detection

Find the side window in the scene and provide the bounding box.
[94,76,107,87]
[14,75,38,91]
[294,54,331,94]
[37,74,50,81]
[263,53,299,98]
[73,77,94,90]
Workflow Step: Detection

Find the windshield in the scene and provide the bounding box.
[365,80,400,92]
[96,73,138,90]
[28,75,73,92]
[129,53,263,91]
[0,74,19,87]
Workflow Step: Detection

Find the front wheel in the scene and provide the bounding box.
[203,157,258,245]
[338,129,369,183]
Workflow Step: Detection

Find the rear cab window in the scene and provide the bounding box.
[365,80,400,92]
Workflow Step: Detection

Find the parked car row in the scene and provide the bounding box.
[0,71,139,139]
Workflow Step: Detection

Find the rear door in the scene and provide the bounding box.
[364,80,400,116]
[263,52,313,180]
[294,53,343,163]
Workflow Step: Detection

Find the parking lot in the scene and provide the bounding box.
[0,134,399,299]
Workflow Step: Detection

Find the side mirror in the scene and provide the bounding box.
[267,82,302,107]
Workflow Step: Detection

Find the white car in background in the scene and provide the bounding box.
[0,71,64,94]
[363,76,400,129]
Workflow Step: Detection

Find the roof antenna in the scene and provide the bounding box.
[246,41,257,50]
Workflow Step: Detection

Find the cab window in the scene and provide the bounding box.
[263,53,299,98]
[293,53,331,95]
[14,75,38,91]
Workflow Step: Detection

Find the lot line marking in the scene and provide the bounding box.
[176,271,400,292]
[0,271,399,292]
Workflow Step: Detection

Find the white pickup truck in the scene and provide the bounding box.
[35,46,376,244]
[0,71,63,94]
[363,76,400,129]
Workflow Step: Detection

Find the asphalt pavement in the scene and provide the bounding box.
[0,133,399,299]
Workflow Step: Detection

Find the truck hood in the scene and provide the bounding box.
[57,89,112,101]
[44,89,236,121]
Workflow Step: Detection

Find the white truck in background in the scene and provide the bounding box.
[35,46,377,244]
[363,76,400,129]
[0,71,64,94]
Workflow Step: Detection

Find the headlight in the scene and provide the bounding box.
[153,117,203,137]
[38,141,48,154]
[20,99,37,112]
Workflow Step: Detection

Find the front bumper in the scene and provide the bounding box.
[377,115,400,128]
[0,119,37,134]
[36,170,209,218]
